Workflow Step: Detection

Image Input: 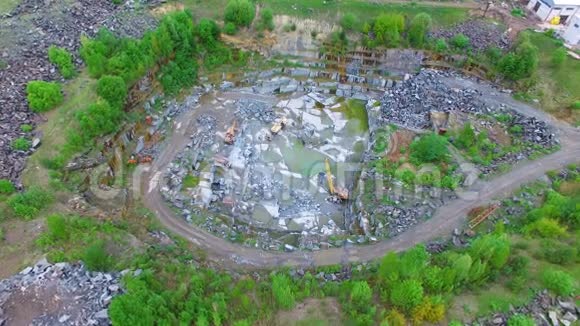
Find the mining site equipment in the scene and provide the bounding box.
[468,203,500,229]
[270,117,288,135]
[325,158,349,201]
[214,155,232,169]
[225,120,237,144]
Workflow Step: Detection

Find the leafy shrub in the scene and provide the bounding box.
[198,19,221,46]
[272,274,295,309]
[344,281,376,325]
[0,179,15,195]
[224,0,255,27]
[374,13,405,47]
[96,75,127,108]
[451,34,470,49]
[511,8,524,17]
[434,38,448,53]
[159,55,198,95]
[384,310,406,326]
[539,241,578,265]
[410,134,449,163]
[20,124,33,132]
[48,46,75,79]
[83,241,112,271]
[542,269,575,296]
[46,214,69,241]
[76,101,125,140]
[224,22,237,35]
[524,218,567,238]
[11,137,31,151]
[497,34,539,81]
[390,280,424,312]
[258,8,274,31]
[508,314,535,326]
[456,123,476,149]
[340,13,359,32]
[8,187,53,219]
[26,81,63,112]
[551,47,567,67]
[408,13,432,48]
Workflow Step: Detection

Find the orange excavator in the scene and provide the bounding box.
[325,158,348,201]
[225,121,237,144]
[128,154,153,165]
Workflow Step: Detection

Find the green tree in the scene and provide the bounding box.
[390,280,424,312]
[340,13,359,32]
[76,101,125,140]
[524,218,567,238]
[48,46,75,79]
[224,0,255,28]
[452,253,473,284]
[96,75,127,108]
[497,35,539,81]
[410,134,449,163]
[272,274,295,309]
[0,179,15,195]
[26,81,63,112]
[83,241,112,271]
[374,14,405,47]
[258,8,275,31]
[551,47,566,67]
[408,13,432,48]
[198,19,221,46]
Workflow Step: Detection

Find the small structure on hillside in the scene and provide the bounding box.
[526,0,580,24]
[562,13,580,44]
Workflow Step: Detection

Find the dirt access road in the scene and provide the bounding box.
[142,82,580,270]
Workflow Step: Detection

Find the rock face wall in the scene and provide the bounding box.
[0,0,157,186]
[0,259,123,325]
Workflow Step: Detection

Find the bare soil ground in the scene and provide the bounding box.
[275,298,342,326]
[0,219,43,279]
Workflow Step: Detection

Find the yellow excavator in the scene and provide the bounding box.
[270,117,288,135]
[325,158,348,201]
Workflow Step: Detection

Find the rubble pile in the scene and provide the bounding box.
[0,259,124,325]
[235,99,276,122]
[380,70,557,168]
[429,19,510,52]
[468,291,579,326]
[0,0,157,184]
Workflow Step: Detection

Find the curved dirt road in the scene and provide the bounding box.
[142,87,580,270]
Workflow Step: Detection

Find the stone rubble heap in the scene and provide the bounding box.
[468,291,579,326]
[0,0,157,185]
[429,19,511,52]
[0,259,124,326]
[235,99,276,123]
[380,69,557,166]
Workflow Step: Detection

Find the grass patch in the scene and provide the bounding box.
[526,32,580,123]
[0,0,19,15]
[263,0,468,26]
[21,71,97,188]
[182,174,200,188]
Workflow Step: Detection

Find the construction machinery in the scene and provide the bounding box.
[128,154,153,165]
[324,158,349,201]
[270,117,287,135]
[225,121,237,144]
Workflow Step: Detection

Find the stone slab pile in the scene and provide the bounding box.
[430,19,511,52]
[0,259,124,326]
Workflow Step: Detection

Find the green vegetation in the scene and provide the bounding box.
[20,124,33,132]
[223,22,237,35]
[340,13,359,32]
[408,13,432,48]
[497,33,539,81]
[508,314,535,326]
[542,269,575,296]
[83,241,113,271]
[257,8,275,31]
[6,187,53,219]
[224,0,255,27]
[96,75,127,107]
[0,179,15,196]
[410,133,449,164]
[450,33,470,50]
[11,137,31,151]
[26,81,64,112]
[373,13,405,47]
[48,46,75,79]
